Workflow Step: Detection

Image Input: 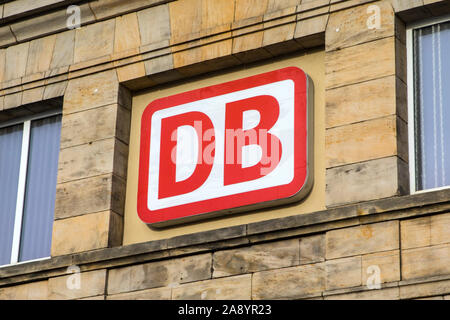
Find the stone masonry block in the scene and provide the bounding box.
[213,239,299,277]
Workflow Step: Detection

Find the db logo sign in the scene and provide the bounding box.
[138,67,313,227]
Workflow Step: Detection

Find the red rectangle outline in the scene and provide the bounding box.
[138,66,311,227]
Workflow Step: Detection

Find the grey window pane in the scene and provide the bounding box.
[414,21,450,191]
[19,115,61,262]
[0,124,23,266]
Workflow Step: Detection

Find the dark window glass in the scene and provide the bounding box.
[414,21,450,191]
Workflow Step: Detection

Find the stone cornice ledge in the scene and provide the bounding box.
[1,188,450,288]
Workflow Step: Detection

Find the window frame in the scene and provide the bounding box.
[0,108,61,267]
[407,14,450,194]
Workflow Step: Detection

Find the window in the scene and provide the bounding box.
[0,110,62,266]
[407,15,450,193]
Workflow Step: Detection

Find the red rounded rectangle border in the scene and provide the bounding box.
[138,67,314,227]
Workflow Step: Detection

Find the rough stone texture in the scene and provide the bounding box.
[325,287,400,300]
[114,13,141,56]
[55,174,126,219]
[401,244,450,280]
[138,4,171,46]
[51,211,122,256]
[10,4,95,43]
[73,19,115,64]
[326,256,362,290]
[107,287,172,300]
[252,263,325,299]
[326,76,405,128]
[0,281,48,300]
[400,279,450,300]
[60,104,130,148]
[326,37,398,90]
[326,221,399,260]
[63,70,120,114]
[362,250,400,285]
[326,116,405,168]
[50,30,75,69]
[212,239,299,277]
[107,253,212,295]
[25,35,56,76]
[326,156,408,206]
[401,212,450,250]
[48,270,107,300]
[326,1,395,51]
[57,138,128,183]
[401,216,431,250]
[172,274,252,300]
[4,42,29,82]
[299,234,326,265]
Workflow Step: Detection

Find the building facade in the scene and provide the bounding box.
[0,0,450,300]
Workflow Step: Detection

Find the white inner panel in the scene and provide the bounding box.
[147,80,295,210]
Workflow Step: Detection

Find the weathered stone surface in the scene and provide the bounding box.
[361,250,400,285]
[89,0,165,20]
[326,1,395,52]
[74,19,115,64]
[325,287,400,300]
[114,13,141,55]
[300,0,330,11]
[64,70,119,114]
[0,281,48,300]
[43,81,68,100]
[326,156,408,206]
[4,42,29,82]
[55,174,125,219]
[3,92,23,110]
[262,23,298,55]
[25,35,56,76]
[145,54,174,76]
[401,244,450,280]
[172,274,251,300]
[60,104,130,148]
[57,138,128,183]
[326,116,405,168]
[138,4,171,46]
[294,14,328,48]
[430,213,450,246]
[234,0,268,21]
[3,0,64,18]
[169,0,202,42]
[326,76,406,128]
[326,221,399,259]
[212,239,299,277]
[325,37,396,89]
[50,30,75,69]
[299,234,325,264]
[10,4,95,43]
[107,253,212,294]
[48,270,106,300]
[21,87,44,105]
[201,0,235,32]
[401,212,450,250]
[252,263,325,299]
[0,49,5,83]
[267,0,300,12]
[0,25,16,47]
[51,211,122,256]
[401,216,431,250]
[400,279,450,299]
[107,287,172,300]
[326,256,362,290]
[78,295,105,300]
[117,62,147,83]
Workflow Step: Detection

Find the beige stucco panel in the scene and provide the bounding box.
[124,49,325,244]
